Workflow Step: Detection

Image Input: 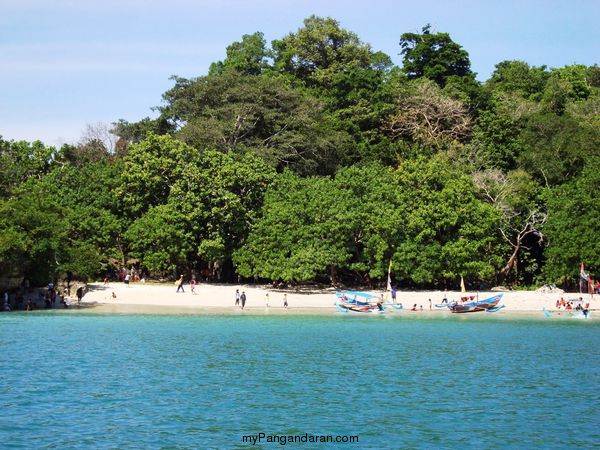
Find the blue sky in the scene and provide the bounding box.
[1,0,598,146]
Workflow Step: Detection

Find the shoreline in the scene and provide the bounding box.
[11,304,597,322]
[41,281,595,319]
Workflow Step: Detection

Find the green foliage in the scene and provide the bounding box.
[44,160,126,263]
[399,24,474,88]
[470,93,529,170]
[518,111,600,185]
[390,156,501,283]
[541,65,595,114]
[125,203,193,274]
[233,170,354,282]
[0,159,125,281]
[0,182,75,283]
[235,158,500,285]
[0,138,57,197]
[120,133,200,216]
[487,60,548,100]
[126,150,275,274]
[209,32,272,76]
[272,15,390,89]
[160,72,345,175]
[543,157,600,282]
[2,16,599,287]
[111,117,175,148]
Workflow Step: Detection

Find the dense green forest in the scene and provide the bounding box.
[1,17,599,288]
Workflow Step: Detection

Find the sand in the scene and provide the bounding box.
[73,281,597,317]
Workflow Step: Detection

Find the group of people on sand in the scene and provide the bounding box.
[409,300,433,311]
[234,289,246,309]
[174,275,198,294]
[1,279,81,312]
[556,296,590,315]
[173,277,290,310]
[234,289,288,310]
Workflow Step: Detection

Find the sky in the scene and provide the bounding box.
[1,0,599,146]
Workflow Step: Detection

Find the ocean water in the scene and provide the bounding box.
[1,313,598,449]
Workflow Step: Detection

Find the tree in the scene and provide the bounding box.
[518,111,600,186]
[0,187,65,284]
[209,32,272,76]
[111,117,175,155]
[0,138,57,197]
[390,156,501,285]
[235,157,500,286]
[160,72,345,175]
[233,171,351,283]
[78,122,118,154]
[469,92,537,170]
[126,150,275,278]
[234,163,405,285]
[0,156,126,282]
[385,79,471,149]
[272,15,391,89]
[399,24,474,88]
[125,203,194,275]
[119,133,201,216]
[0,177,104,283]
[43,159,127,269]
[540,65,596,115]
[543,157,600,282]
[487,60,548,100]
[473,169,545,284]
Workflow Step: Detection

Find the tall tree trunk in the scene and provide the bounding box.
[329,265,338,286]
[499,243,520,279]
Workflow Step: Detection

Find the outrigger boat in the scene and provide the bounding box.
[336,302,386,313]
[448,294,504,313]
[543,307,590,319]
[335,291,388,313]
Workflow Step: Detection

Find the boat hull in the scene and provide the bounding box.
[336,302,385,313]
[449,294,503,313]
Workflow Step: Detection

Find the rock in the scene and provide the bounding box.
[536,284,564,294]
[491,286,510,292]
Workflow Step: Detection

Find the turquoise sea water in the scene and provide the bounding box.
[1,313,598,449]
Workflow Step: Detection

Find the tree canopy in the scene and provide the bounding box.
[2,16,599,288]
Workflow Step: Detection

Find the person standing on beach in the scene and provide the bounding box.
[76,286,85,306]
[283,293,288,308]
[240,291,246,310]
[235,289,240,306]
[391,287,397,304]
[190,278,197,295]
[265,292,269,308]
[176,275,185,293]
[429,299,432,310]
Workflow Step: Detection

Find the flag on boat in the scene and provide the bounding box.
[580,262,589,281]
[460,275,466,293]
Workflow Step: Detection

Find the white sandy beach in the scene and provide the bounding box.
[75,281,598,316]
